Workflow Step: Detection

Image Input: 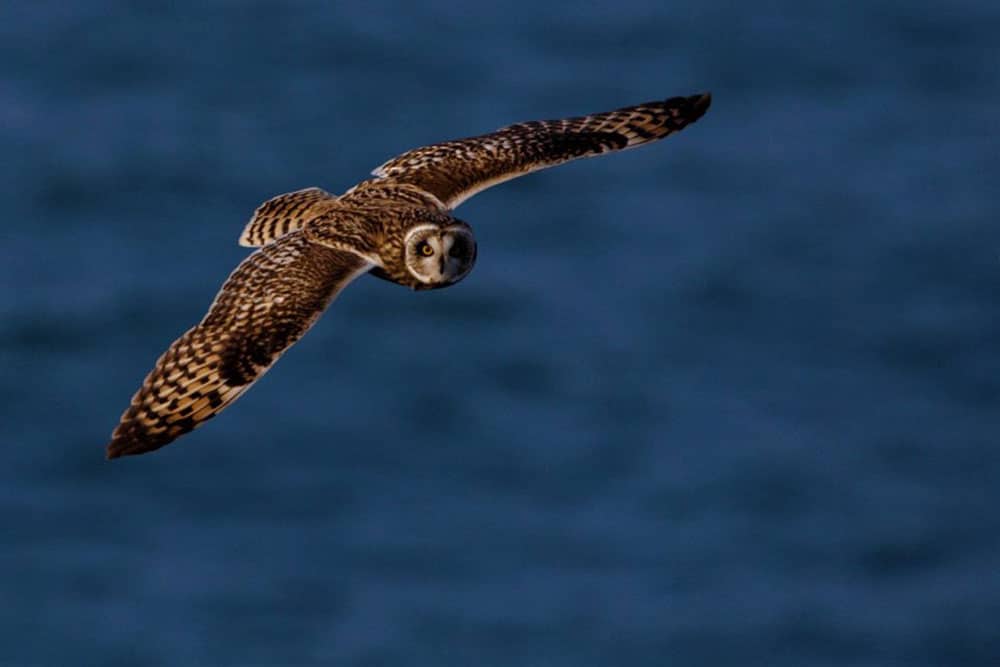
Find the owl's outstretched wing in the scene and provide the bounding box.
[107,232,373,459]
[364,92,711,210]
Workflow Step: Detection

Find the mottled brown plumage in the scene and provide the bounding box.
[239,187,338,247]
[107,92,711,458]
[107,234,372,458]
[366,93,711,209]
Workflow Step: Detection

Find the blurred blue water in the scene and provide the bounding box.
[2,1,998,665]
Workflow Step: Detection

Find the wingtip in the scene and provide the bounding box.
[663,92,711,122]
[105,438,126,460]
[105,427,159,460]
[106,434,167,460]
[691,91,712,114]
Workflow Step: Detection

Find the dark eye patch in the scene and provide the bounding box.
[448,237,468,257]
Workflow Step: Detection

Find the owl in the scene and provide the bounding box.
[107,92,712,458]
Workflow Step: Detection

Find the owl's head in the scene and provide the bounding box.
[403,222,477,289]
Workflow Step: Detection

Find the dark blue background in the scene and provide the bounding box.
[2,2,998,665]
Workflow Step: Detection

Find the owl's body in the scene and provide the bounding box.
[107,92,711,458]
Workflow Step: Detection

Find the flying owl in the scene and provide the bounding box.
[107,92,712,458]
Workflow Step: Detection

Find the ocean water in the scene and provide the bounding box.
[1,2,998,665]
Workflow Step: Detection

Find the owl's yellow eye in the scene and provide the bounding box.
[419,242,434,257]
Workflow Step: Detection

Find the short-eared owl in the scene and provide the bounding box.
[107,92,712,458]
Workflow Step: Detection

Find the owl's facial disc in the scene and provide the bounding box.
[404,223,477,288]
